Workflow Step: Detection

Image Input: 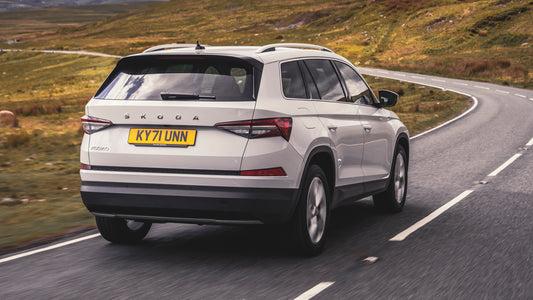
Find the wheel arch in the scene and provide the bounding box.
[396,132,410,167]
[299,146,336,197]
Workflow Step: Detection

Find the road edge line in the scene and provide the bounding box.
[356,68,479,141]
[0,233,100,264]
[410,92,478,140]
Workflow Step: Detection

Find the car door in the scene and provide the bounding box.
[333,61,393,184]
[303,59,366,189]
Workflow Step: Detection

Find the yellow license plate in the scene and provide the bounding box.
[128,128,197,146]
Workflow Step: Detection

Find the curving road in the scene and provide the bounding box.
[0,60,532,299]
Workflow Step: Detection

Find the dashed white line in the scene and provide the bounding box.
[529,98,533,102]
[390,190,474,241]
[527,137,533,147]
[496,90,510,94]
[411,76,424,79]
[474,85,490,90]
[294,282,335,300]
[0,234,100,264]
[488,153,523,177]
[514,94,527,98]
[396,74,406,77]
[431,78,446,83]
[454,82,468,86]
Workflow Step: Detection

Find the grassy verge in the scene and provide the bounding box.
[0,52,117,252]
[365,76,472,134]
[0,52,470,252]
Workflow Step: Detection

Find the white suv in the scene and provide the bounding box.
[80,43,409,255]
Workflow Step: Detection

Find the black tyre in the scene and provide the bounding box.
[291,165,330,256]
[373,144,408,213]
[95,216,151,244]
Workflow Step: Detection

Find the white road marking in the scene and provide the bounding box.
[411,76,424,79]
[396,74,406,77]
[474,85,490,90]
[390,190,474,241]
[527,137,533,147]
[514,94,527,98]
[488,153,523,177]
[431,78,446,82]
[0,234,100,264]
[454,82,468,86]
[294,282,335,300]
[529,98,533,102]
[496,90,510,94]
[411,94,478,140]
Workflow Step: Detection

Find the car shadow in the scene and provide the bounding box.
[96,198,428,262]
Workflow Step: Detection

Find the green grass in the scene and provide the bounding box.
[0,52,118,251]
[365,77,471,134]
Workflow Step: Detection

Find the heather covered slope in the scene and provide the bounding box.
[3,0,531,88]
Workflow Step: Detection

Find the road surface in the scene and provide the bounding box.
[0,60,532,299]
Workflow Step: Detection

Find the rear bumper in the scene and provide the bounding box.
[81,181,299,224]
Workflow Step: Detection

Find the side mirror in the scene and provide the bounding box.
[378,89,399,107]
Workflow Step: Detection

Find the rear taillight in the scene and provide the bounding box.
[81,115,112,134]
[81,163,91,170]
[215,117,292,141]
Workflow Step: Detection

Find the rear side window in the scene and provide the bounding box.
[95,56,256,101]
[281,61,306,99]
[334,61,373,104]
[300,61,320,99]
[304,60,346,102]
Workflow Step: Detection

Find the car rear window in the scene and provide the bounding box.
[95,56,256,101]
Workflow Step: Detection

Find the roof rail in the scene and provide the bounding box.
[143,44,198,53]
[256,43,333,54]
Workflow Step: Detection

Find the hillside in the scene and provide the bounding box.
[0,0,168,12]
[2,0,532,88]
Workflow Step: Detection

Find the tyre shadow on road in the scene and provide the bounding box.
[97,199,427,261]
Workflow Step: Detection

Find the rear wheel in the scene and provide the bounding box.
[291,165,330,256]
[95,216,151,244]
[373,144,408,212]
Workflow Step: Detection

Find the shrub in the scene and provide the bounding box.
[5,131,30,148]
[8,102,62,117]
[386,85,404,96]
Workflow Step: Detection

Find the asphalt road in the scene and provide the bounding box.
[1,67,532,299]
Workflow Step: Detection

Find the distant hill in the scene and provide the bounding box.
[0,0,168,12]
[2,0,532,88]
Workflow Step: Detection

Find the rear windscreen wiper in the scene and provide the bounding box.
[160,93,216,100]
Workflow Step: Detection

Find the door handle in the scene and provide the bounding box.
[363,125,372,133]
[327,125,337,133]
